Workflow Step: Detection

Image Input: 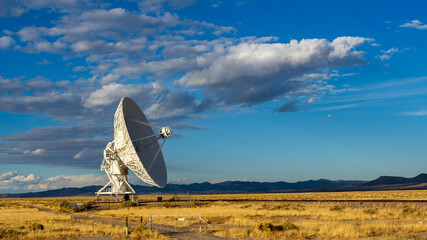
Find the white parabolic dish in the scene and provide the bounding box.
[114,97,167,187]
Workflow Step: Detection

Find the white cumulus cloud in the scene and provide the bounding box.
[23,148,46,155]
[0,36,15,49]
[0,171,18,181]
[378,47,399,61]
[400,20,427,30]
[83,82,165,108]
[178,37,372,106]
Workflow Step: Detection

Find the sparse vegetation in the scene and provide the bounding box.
[363,208,378,215]
[402,204,420,216]
[29,222,44,231]
[257,222,299,232]
[0,190,426,239]
[0,228,24,239]
[121,200,137,207]
[59,200,93,212]
[130,224,172,239]
[0,205,127,239]
[329,205,344,211]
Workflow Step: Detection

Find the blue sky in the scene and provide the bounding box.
[0,0,426,193]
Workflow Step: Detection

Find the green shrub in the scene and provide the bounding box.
[59,201,93,212]
[59,200,73,211]
[257,222,298,232]
[78,202,94,211]
[282,222,299,231]
[29,222,44,231]
[257,222,274,232]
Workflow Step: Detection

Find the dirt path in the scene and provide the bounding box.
[29,206,229,240]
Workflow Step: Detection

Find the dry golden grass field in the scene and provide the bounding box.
[0,190,426,239]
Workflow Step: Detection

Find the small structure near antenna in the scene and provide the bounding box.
[96,97,172,202]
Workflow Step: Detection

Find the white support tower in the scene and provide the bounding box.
[96,141,137,202]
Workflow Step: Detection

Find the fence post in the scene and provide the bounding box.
[174,217,177,231]
[92,220,94,233]
[199,215,202,232]
[149,216,152,231]
[125,216,129,235]
[140,216,143,224]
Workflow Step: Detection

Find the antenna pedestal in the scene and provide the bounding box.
[96,141,138,203]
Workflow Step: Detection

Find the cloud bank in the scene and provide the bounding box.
[0,1,375,177]
[178,37,372,106]
[0,171,107,193]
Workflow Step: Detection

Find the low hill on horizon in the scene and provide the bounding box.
[362,173,427,186]
[1,173,426,198]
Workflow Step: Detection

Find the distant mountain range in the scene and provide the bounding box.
[1,173,426,198]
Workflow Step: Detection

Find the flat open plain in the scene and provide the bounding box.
[0,190,426,239]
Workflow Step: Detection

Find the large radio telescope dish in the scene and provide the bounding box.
[96,97,172,202]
